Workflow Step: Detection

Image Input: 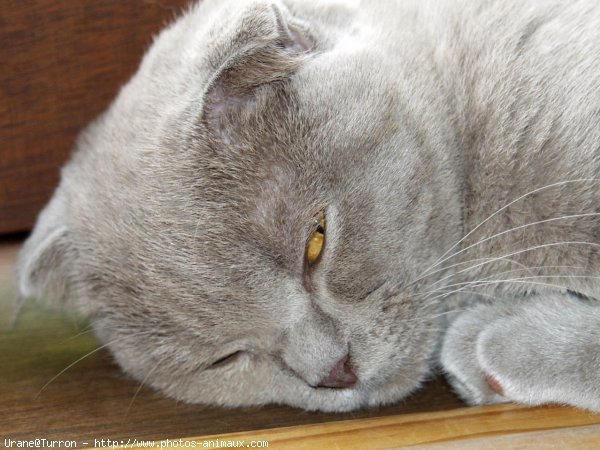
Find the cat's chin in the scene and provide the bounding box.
[273,360,434,412]
[283,370,431,412]
[260,350,434,412]
[266,384,420,413]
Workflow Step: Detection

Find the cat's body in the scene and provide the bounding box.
[16,0,599,412]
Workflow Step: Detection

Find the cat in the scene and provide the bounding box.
[15,0,599,412]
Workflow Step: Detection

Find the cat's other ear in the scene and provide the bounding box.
[202,1,313,143]
[15,189,75,308]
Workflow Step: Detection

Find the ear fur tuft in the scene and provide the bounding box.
[203,1,313,142]
[16,191,74,307]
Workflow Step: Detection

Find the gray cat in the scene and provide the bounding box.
[16,0,600,412]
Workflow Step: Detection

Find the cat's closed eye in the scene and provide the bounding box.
[208,350,246,369]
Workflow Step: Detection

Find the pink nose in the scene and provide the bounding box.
[317,355,357,388]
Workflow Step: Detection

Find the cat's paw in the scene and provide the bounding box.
[475,296,600,410]
[441,298,555,407]
[473,312,555,407]
[440,305,508,405]
[440,302,509,406]
[441,295,600,411]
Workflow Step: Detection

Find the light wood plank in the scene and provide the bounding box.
[410,425,600,449]
[118,404,600,449]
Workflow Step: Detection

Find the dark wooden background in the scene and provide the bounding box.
[0,0,191,234]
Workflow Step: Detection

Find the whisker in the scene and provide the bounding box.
[438,289,503,302]
[407,287,520,328]
[35,342,116,399]
[35,331,153,399]
[56,324,96,345]
[412,212,600,287]
[402,303,480,327]
[475,264,588,279]
[403,308,464,325]
[429,241,600,289]
[425,264,589,295]
[57,321,151,345]
[420,254,535,290]
[422,274,600,298]
[425,278,590,303]
[126,359,163,415]
[412,254,540,294]
[415,178,600,281]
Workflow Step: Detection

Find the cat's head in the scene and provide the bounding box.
[16,0,462,411]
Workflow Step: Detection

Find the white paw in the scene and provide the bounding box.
[440,303,509,406]
[442,295,600,411]
[475,314,548,406]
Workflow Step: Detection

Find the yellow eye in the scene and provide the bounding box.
[306,212,325,264]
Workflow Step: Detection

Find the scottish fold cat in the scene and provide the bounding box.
[16,0,599,412]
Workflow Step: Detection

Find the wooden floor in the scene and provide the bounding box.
[1,237,599,449]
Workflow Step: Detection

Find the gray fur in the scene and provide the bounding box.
[16,0,599,412]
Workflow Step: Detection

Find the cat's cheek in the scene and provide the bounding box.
[350,319,438,406]
[364,359,433,408]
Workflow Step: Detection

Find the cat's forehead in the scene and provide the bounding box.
[67,0,403,275]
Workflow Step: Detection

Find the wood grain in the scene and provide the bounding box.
[0,0,190,234]
[127,406,600,449]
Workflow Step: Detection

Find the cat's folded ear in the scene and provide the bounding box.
[15,190,75,308]
[202,1,313,143]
